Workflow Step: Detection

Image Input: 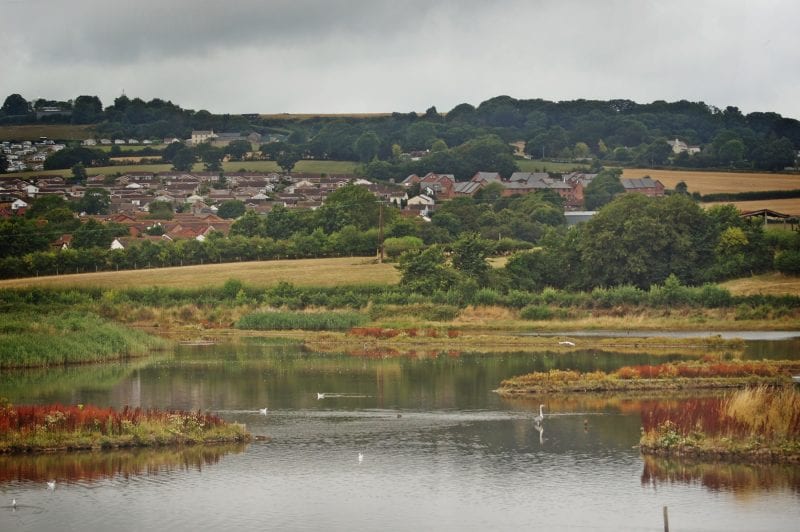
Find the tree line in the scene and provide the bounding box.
[2,180,800,283]
[3,92,799,173]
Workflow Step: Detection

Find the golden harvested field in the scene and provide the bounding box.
[622,168,800,194]
[720,273,800,296]
[0,257,400,290]
[704,198,800,215]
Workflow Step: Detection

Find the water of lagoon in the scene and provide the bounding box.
[2,340,799,531]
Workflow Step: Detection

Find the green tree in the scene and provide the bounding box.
[147,200,174,219]
[72,220,127,249]
[230,210,266,237]
[577,194,714,288]
[71,95,103,124]
[396,246,458,292]
[71,163,87,182]
[450,232,493,286]
[276,150,301,173]
[584,168,624,210]
[1,93,30,116]
[317,184,380,232]
[354,131,381,163]
[225,139,253,160]
[171,146,196,171]
[74,189,111,215]
[217,199,246,219]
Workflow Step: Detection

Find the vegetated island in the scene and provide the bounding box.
[639,386,800,463]
[0,403,253,454]
[494,360,800,395]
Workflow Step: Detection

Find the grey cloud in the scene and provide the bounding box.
[2,0,799,118]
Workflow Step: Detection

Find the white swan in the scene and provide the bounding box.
[259,408,268,415]
[534,404,545,425]
[47,480,56,490]
[317,393,325,400]
[12,498,16,508]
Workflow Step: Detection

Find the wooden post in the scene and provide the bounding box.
[663,506,669,532]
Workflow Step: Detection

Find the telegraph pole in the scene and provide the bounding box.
[378,202,384,262]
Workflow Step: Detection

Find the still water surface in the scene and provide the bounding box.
[1,339,799,531]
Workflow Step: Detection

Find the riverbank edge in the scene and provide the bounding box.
[494,376,791,395]
[0,433,258,455]
[639,441,800,464]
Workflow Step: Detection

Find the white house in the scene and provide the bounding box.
[11,199,28,211]
[407,194,435,207]
[191,130,217,145]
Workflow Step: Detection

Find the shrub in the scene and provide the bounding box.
[520,304,554,320]
[236,311,366,331]
[774,250,800,275]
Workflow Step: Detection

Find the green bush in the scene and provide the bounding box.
[520,304,554,320]
[774,250,800,275]
[236,311,367,331]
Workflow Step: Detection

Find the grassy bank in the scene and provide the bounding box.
[496,360,799,395]
[0,311,168,369]
[0,403,252,453]
[639,386,800,462]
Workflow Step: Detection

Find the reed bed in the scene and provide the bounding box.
[0,403,251,453]
[0,312,168,368]
[640,386,800,461]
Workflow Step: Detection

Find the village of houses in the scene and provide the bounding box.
[2,130,666,252]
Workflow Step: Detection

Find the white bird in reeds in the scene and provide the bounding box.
[358,452,364,463]
[317,393,325,400]
[259,408,268,415]
[534,404,545,425]
[47,480,56,490]
[558,340,576,347]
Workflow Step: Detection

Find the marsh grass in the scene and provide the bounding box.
[498,360,795,394]
[0,403,250,452]
[0,312,168,368]
[236,310,367,331]
[640,386,800,461]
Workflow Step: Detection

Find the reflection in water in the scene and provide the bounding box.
[0,443,247,483]
[642,455,800,494]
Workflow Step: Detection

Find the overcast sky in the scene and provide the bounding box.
[2,0,799,118]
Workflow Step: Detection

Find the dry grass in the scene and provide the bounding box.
[720,273,800,296]
[622,168,800,194]
[0,257,400,290]
[704,198,800,215]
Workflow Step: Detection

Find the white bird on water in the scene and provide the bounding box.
[534,404,545,425]
[12,498,16,509]
[317,393,325,400]
[47,480,56,490]
[558,340,576,347]
[358,452,364,463]
[259,408,268,415]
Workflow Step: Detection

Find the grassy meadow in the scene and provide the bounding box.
[0,159,360,179]
[0,124,95,141]
[0,257,400,290]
